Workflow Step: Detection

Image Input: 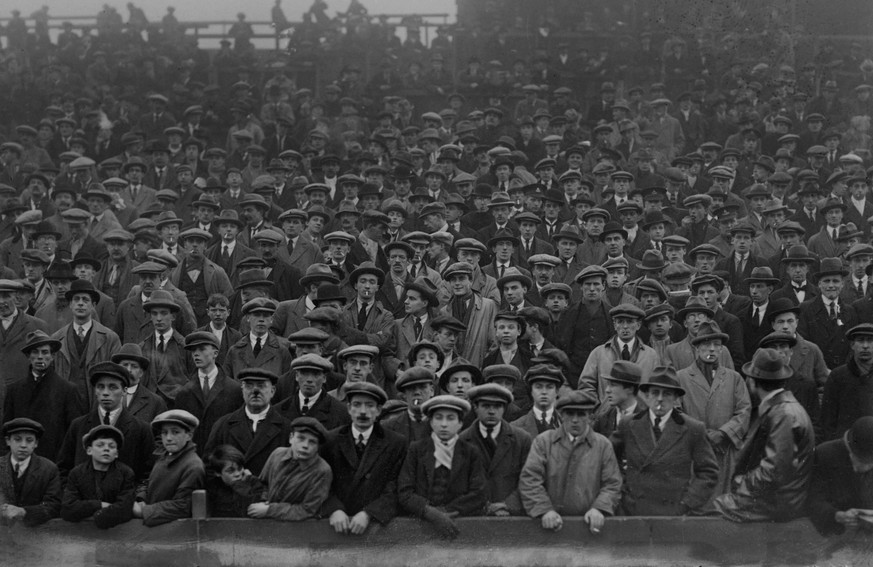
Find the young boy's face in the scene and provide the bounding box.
[6,432,38,462]
[445,372,474,398]
[430,409,463,441]
[414,349,440,371]
[208,303,229,325]
[219,461,245,485]
[531,381,558,409]
[160,425,192,454]
[86,437,119,466]
[289,430,320,461]
[495,319,521,346]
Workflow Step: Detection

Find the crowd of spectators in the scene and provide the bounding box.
[1,0,873,544]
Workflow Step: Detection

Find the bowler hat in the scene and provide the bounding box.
[110,343,150,370]
[65,279,101,304]
[814,257,849,282]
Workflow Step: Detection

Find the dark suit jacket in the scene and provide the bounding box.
[320,423,407,524]
[712,307,747,366]
[738,302,773,360]
[397,436,487,517]
[715,254,768,296]
[206,240,258,287]
[174,368,243,454]
[509,409,560,439]
[719,293,752,319]
[844,200,873,238]
[798,296,859,369]
[0,454,61,526]
[140,330,194,402]
[204,406,292,476]
[195,324,242,368]
[126,383,168,425]
[57,408,155,483]
[807,438,873,535]
[459,420,533,514]
[561,299,614,382]
[270,298,309,339]
[612,410,719,515]
[516,237,556,269]
[477,220,520,244]
[770,282,819,306]
[593,398,647,439]
[276,388,352,431]
[266,258,304,301]
[376,274,413,319]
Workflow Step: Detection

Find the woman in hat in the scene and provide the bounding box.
[133,410,205,526]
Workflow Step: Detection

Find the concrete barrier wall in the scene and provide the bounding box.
[2,516,872,566]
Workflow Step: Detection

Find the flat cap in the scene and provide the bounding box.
[237,368,280,384]
[343,382,388,405]
[395,366,436,390]
[556,391,598,411]
[338,345,379,360]
[290,353,334,372]
[467,383,513,405]
[288,327,330,345]
[241,297,278,315]
[152,409,199,432]
[183,331,220,350]
[609,303,646,320]
[81,425,124,450]
[421,394,471,416]
[2,418,44,438]
[88,361,131,388]
[482,364,522,384]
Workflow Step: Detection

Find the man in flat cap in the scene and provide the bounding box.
[139,290,193,404]
[460,383,533,516]
[321,382,407,534]
[0,279,49,393]
[169,228,233,327]
[439,261,497,367]
[560,266,615,382]
[174,331,243,455]
[519,391,622,534]
[381,367,437,444]
[57,362,155,484]
[330,345,379,401]
[579,303,659,403]
[205,368,292,476]
[225,297,294,379]
[276,352,350,430]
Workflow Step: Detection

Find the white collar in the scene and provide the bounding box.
[351,424,374,443]
[650,409,672,427]
[75,319,93,334]
[156,328,173,343]
[98,405,123,426]
[198,366,219,383]
[535,406,554,422]
[250,332,268,348]
[617,337,635,351]
[299,390,321,406]
[478,421,502,439]
[245,405,270,422]
[9,454,31,473]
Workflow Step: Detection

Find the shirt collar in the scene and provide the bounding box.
[156,328,173,342]
[649,409,672,426]
[250,332,268,348]
[351,424,374,442]
[98,405,123,426]
[478,421,502,439]
[535,406,554,422]
[76,320,93,334]
[299,390,321,405]
[245,405,270,422]
[9,454,31,472]
[198,366,219,383]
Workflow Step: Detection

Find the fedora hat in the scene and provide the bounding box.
[404,277,439,307]
[142,289,180,312]
[313,283,348,305]
[637,250,667,271]
[742,348,793,381]
[21,330,61,356]
[349,261,385,286]
[639,365,685,396]
[110,343,150,370]
[606,360,643,387]
[690,321,729,346]
[677,296,715,320]
[300,264,340,287]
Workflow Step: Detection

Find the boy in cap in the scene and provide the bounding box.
[61,425,135,529]
[460,383,533,516]
[330,345,379,401]
[139,290,194,403]
[612,366,719,516]
[511,365,565,438]
[519,391,622,534]
[174,331,243,455]
[398,395,486,537]
[248,417,332,521]
[225,297,294,379]
[482,311,533,407]
[321,383,407,534]
[134,410,205,526]
[57,362,155,484]
[0,418,61,526]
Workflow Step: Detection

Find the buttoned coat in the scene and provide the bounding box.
[57,407,155,483]
[559,299,614,383]
[460,420,533,514]
[126,384,168,425]
[276,388,352,431]
[205,240,258,287]
[85,210,123,244]
[94,257,140,305]
[61,460,135,529]
[807,225,844,259]
[439,293,497,367]
[223,332,294,380]
[798,296,859,370]
[0,454,61,526]
[612,410,719,515]
[3,368,84,459]
[714,389,814,522]
[204,406,293,476]
[579,338,660,404]
[519,427,622,517]
[397,435,487,517]
[283,236,322,275]
[51,320,121,406]
[174,368,243,454]
[270,297,310,339]
[0,311,49,405]
[139,330,194,402]
[394,313,436,365]
[786,335,829,430]
[138,442,205,527]
[340,301,396,355]
[320,423,407,525]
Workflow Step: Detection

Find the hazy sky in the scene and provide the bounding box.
[9,0,457,23]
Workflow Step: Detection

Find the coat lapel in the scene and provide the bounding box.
[357,433,389,481]
[337,430,360,470]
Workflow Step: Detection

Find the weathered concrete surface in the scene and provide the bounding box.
[2,517,872,566]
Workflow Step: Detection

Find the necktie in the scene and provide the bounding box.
[828,302,837,320]
[287,238,294,255]
[103,410,111,425]
[355,433,365,458]
[253,337,262,357]
[735,255,745,274]
[621,343,631,361]
[808,210,815,222]
[14,462,20,477]
[131,185,137,201]
[653,416,663,440]
[753,306,760,326]
[414,317,423,340]
[857,280,864,296]
[202,376,211,398]
[358,303,368,330]
[222,245,230,261]
[109,264,119,285]
[158,334,165,352]
[251,417,259,433]
[483,426,497,456]
[302,397,310,414]
[77,326,86,339]
[499,265,505,279]
[539,412,549,429]
[525,240,532,255]
[410,264,417,278]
